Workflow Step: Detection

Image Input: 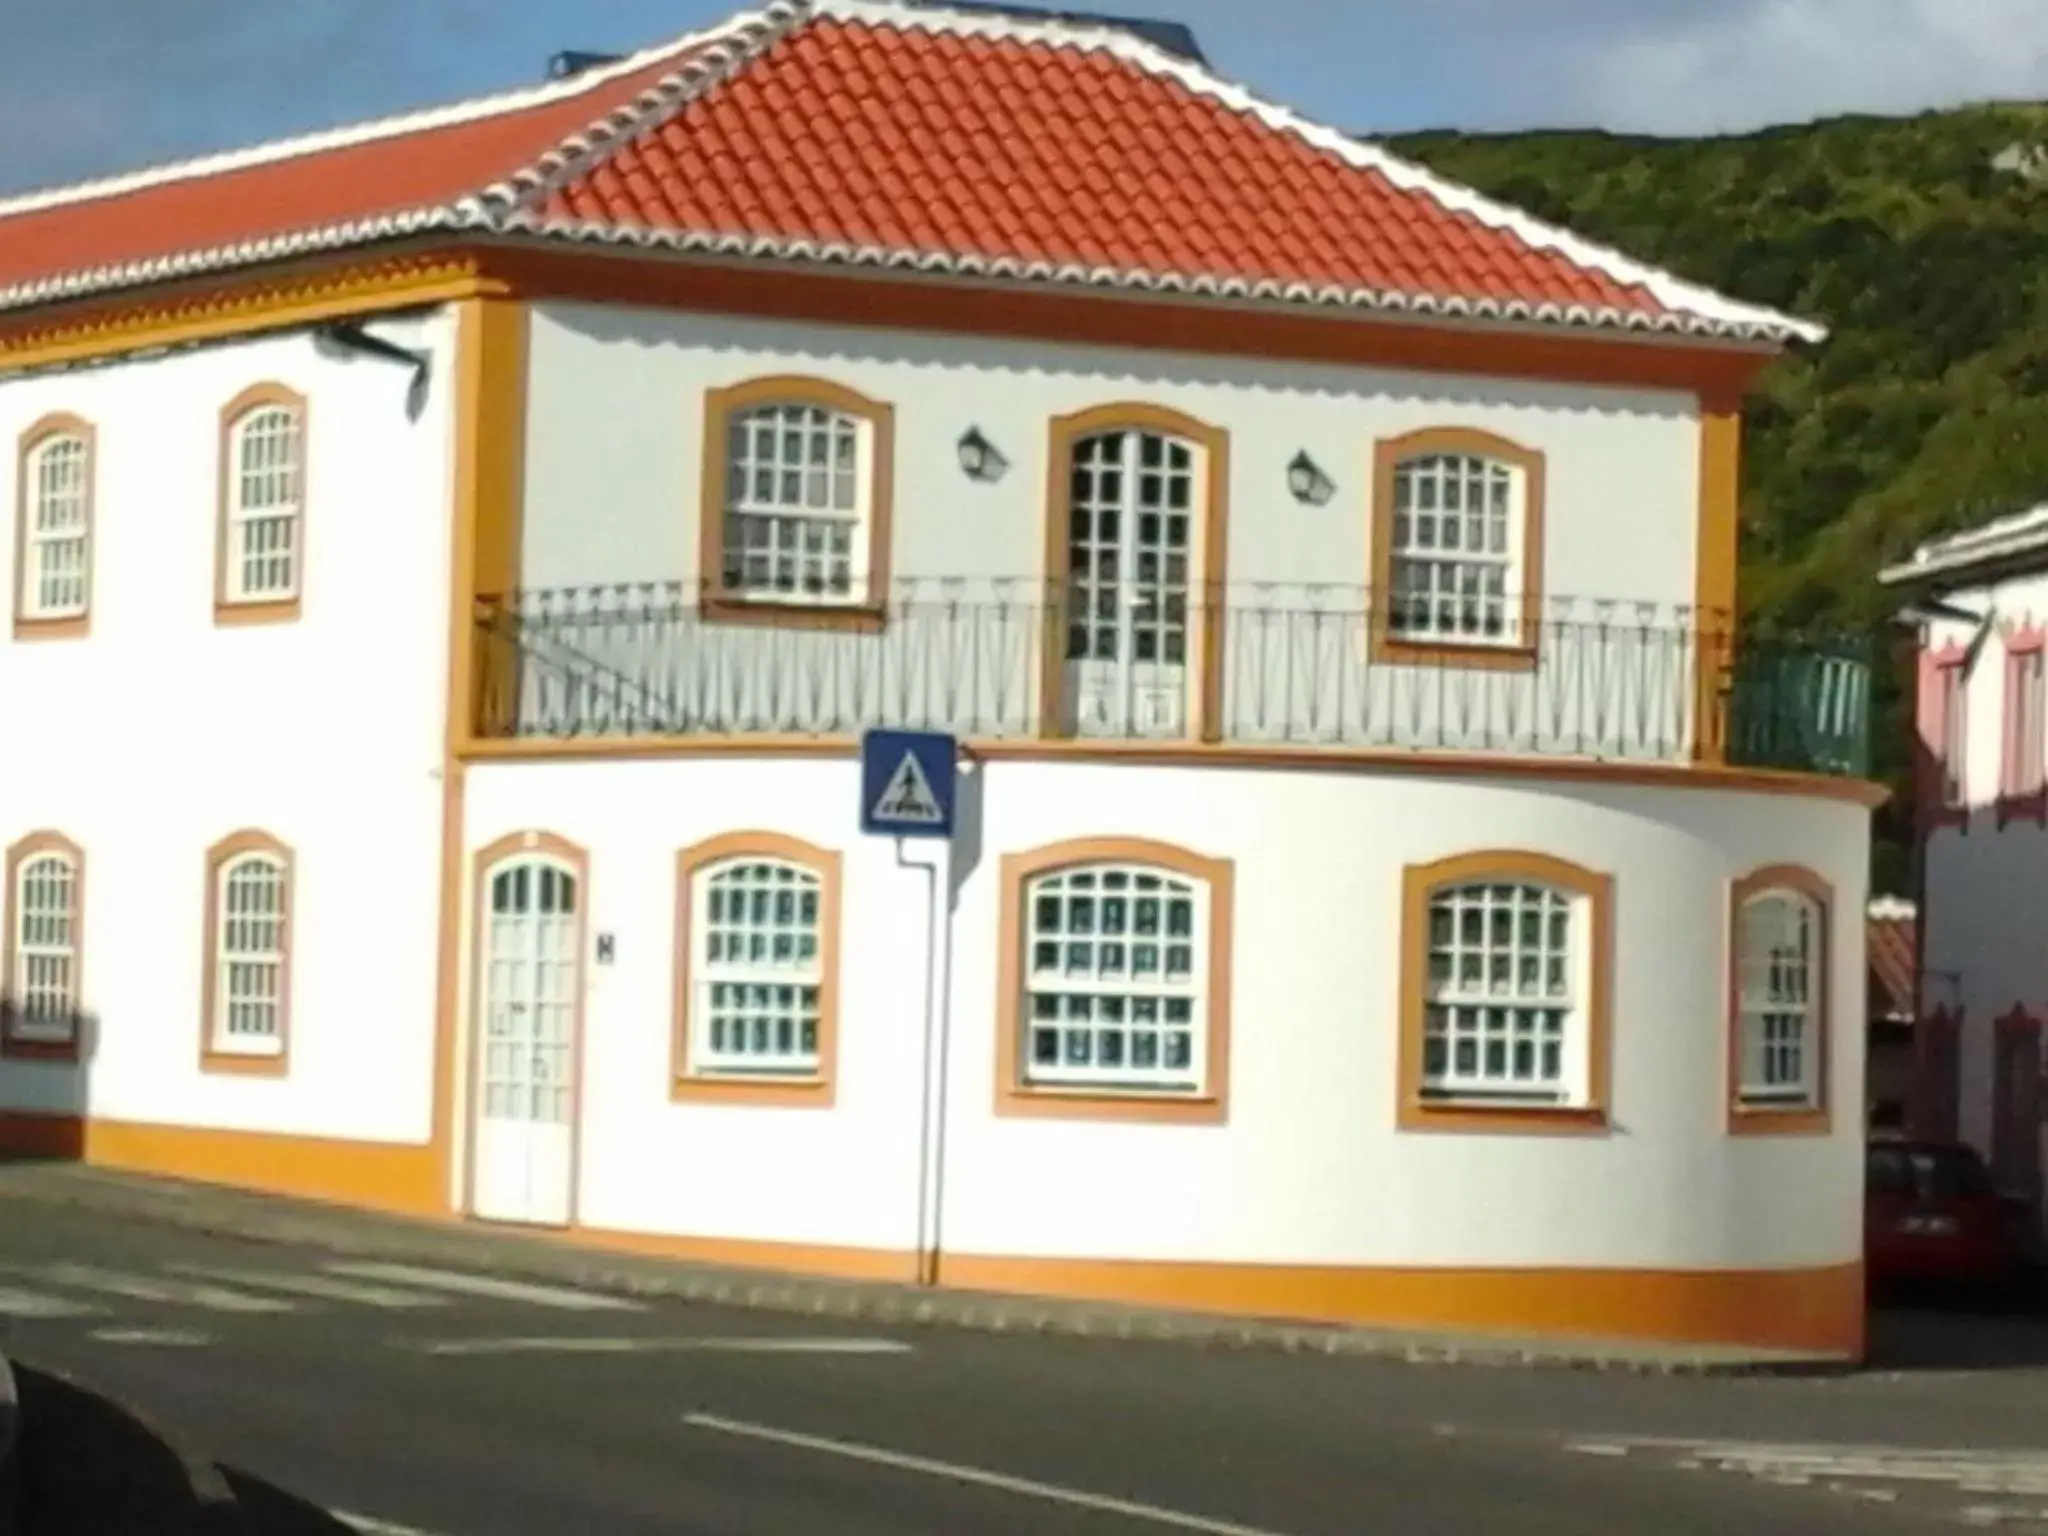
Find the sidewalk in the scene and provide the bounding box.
[0,1160,1855,1377]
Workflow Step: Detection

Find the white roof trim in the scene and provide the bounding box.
[1879,503,2048,586]
[0,18,760,222]
[0,0,1824,346]
[817,0,1825,345]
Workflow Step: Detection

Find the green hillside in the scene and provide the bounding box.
[1391,108,2048,885]
[1390,106,2048,631]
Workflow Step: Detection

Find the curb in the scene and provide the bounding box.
[0,1167,1859,1379]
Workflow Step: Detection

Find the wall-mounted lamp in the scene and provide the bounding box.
[1288,450,1336,506]
[958,426,1009,483]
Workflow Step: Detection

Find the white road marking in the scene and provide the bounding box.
[165,1264,450,1309]
[1569,1436,2048,1498]
[25,1264,293,1313]
[684,1413,1295,1536]
[421,1335,912,1357]
[324,1262,644,1312]
[333,1513,453,1536]
[0,1283,99,1319]
[90,1327,212,1347]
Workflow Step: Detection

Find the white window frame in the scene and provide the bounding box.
[686,855,827,1079]
[223,403,304,605]
[20,433,91,621]
[1419,880,1590,1107]
[9,850,80,1043]
[1388,452,1528,648]
[1020,862,1209,1096]
[720,400,872,606]
[211,851,289,1058]
[1734,887,1824,1110]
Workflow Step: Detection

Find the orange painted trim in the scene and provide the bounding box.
[11,412,97,641]
[698,374,895,628]
[995,836,1233,1125]
[1725,864,1833,1137]
[0,1113,443,1217]
[672,831,842,1108]
[1927,646,1971,834]
[1,831,85,1063]
[1397,850,1614,1135]
[464,831,590,1225]
[487,245,1775,401]
[935,1251,1863,1356]
[213,382,308,626]
[199,830,294,1078]
[1040,403,1231,742]
[1369,426,1545,672]
[456,730,1893,808]
[0,250,494,374]
[1693,401,1741,763]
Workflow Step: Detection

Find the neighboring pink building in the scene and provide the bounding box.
[1882,512,2048,1220]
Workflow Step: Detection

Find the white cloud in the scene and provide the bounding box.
[1560,0,2048,133]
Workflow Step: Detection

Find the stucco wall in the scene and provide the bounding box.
[461,755,1869,1272]
[520,300,1705,609]
[0,313,456,1143]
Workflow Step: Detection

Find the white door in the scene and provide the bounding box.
[470,857,580,1227]
[1064,429,1201,739]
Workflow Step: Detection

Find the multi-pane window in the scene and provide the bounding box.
[1388,453,1524,644]
[1421,881,1582,1104]
[224,403,303,604]
[1938,660,1967,809]
[688,858,825,1077]
[1021,863,1206,1093]
[212,852,288,1054]
[2006,645,2046,804]
[9,849,80,1042]
[1735,888,1823,1109]
[722,402,867,602]
[21,433,90,620]
[1065,430,1194,668]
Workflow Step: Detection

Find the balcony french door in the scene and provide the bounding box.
[1062,428,1202,739]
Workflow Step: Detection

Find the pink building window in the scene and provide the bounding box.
[1922,642,1969,831]
[2001,627,2048,827]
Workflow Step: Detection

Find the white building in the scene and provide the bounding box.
[0,0,1881,1354]
[1881,508,2048,1222]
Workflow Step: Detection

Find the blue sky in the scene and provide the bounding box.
[5,0,2048,197]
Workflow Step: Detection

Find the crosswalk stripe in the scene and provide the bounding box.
[163,1264,450,1309]
[0,1284,99,1319]
[24,1263,295,1314]
[324,1262,643,1312]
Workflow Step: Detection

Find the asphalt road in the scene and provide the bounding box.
[7,1202,2048,1535]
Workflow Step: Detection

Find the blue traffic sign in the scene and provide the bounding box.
[860,729,957,839]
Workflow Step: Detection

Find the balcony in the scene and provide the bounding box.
[472,582,1873,779]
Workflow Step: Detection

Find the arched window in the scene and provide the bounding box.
[701,377,892,620]
[674,833,840,1104]
[997,838,1233,1123]
[1373,428,1544,661]
[4,833,83,1055]
[202,832,293,1070]
[218,386,306,617]
[15,416,94,632]
[1729,867,1830,1130]
[1399,851,1610,1131]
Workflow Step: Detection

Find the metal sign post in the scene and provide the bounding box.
[859,730,959,1286]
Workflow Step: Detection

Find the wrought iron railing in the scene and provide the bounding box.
[472,581,1873,777]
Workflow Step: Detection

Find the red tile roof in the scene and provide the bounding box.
[1868,899,1918,1023]
[0,1,1820,344]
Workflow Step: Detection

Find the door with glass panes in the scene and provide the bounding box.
[1063,428,1204,738]
[470,856,581,1227]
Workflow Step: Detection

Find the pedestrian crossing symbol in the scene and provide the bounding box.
[858,728,958,839]
[874,752,944,826]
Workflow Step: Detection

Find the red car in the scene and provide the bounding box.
[1865,1138,2026,1289]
